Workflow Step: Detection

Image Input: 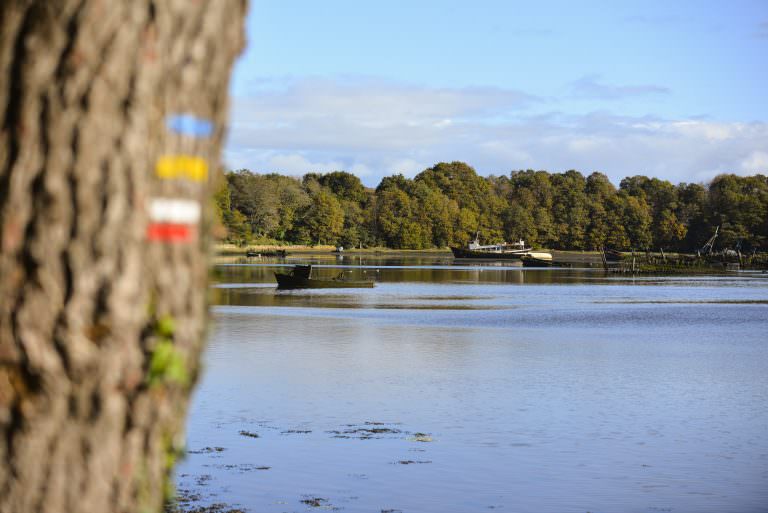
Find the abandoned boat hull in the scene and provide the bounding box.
[274,272,375,289]
[521,253,554,267]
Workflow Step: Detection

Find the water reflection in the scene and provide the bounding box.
[213,258,608,288]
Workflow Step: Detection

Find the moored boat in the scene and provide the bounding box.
[450,234,531,259]
[274,265,375,289]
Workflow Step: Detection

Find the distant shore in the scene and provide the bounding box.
[215,243,451,255]
[213,243,612,263]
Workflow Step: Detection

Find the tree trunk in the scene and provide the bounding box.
[0,1,246,512]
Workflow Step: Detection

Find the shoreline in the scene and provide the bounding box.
[213,244,767,272]
[214,243,453,256]
[214,243,610,265]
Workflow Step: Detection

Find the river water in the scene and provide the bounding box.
[174,256,768,513]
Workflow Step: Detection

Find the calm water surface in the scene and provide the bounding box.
[175,256,768,513]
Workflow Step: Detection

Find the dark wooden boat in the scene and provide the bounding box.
[603,248,624,262]
[274,265,375,289]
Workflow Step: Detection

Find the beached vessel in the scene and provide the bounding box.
[520,253,554,267]
[274,265,375,289]
[450,235,532,259]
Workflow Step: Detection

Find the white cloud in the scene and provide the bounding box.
[384,158,429,178]
[226,151,316,174]
[666,120,736,141]
[225,76,768,186]
[740,151,768,173]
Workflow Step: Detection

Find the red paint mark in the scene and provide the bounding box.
[146,222,195,242]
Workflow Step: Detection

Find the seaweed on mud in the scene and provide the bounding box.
[298,496,342,510]
[281,429,312,434]
[188,447,226,454]
[393,460,432,465]
[175,488,202,503]
[363,427,401,434]
[210,463,270,472]
[326,424,402,439]
[170,504,246,513]
[409,432,433,442]
[195,475,213,486]
[165,487,246,513]
[300,497,327,507]
[327,422,434,442]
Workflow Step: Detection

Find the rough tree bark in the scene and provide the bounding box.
[0,1,246,512]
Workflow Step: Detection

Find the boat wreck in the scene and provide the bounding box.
[274,265,375,289]
[451,233,553,262]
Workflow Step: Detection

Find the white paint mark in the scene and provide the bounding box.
[148,198,201,224]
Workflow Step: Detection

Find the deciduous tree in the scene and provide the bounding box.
[0,2,246,512]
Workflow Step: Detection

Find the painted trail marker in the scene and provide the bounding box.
[148,198,201,224]
[156,155,208,182]
[146,223,195,243]
[166,114,214,138]
[146,198,201,243]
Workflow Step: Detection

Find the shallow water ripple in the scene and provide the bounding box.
[174,261,768,513]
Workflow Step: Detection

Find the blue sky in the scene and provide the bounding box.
[225,0,768,186]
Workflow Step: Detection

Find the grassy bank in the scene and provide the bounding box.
[215,243,336,255]
[214,243,451,256]
[214,244,614,265]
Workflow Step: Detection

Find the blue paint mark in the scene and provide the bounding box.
[166,114,214,138]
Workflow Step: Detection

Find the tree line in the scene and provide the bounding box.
[215,162,768,252]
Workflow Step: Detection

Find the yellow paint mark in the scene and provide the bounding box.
[155,155,208,182]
